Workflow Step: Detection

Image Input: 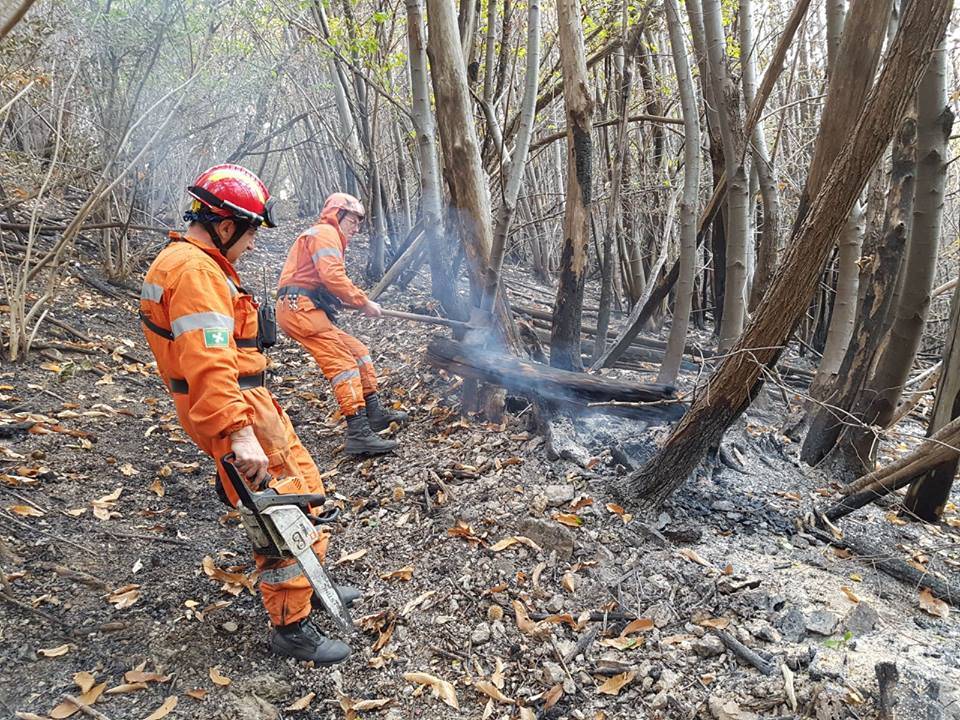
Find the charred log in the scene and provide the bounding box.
[426,337,685,423]
[807,526,960,606]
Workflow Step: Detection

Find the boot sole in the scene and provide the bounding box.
[271,639,351,666]
[345,447,396,456]
[273,650,351,666]
[368,421,407,432]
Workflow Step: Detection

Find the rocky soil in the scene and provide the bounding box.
[1,230,958,720]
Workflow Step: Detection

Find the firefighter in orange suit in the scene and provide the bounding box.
[277,193,407,455]
[139,164,356,665]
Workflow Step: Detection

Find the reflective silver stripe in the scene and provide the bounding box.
[225,277,239,297]
[170,311,235,338]
[311,247,341,264]
[140,282,164,303]
[260,563,304,585]
[357,354,372,366]
[330,368,360,387]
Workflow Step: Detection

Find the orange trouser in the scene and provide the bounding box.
[276,295,378,416]
[173,386,328,627]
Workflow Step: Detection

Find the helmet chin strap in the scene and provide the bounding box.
[204,219,248,254]
[223,221,249,252]
[200,221,223,251]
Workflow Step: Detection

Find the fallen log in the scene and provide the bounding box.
[513,303,712,357]
[47,317,148,365]
[528,325,680,365]
[514,303,815,380]
[503,282,624,319]
[426,337,685,423]
[842,415,960,495]
[821,419,960,520]
[806,526,960,606]
[712,628,775,676]
[527,326,701,373]
[823,477,915,521]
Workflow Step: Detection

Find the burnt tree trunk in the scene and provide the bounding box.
[426,0,491,294]
[903,247,960,520]
[801,113,918,471]
[846,39,955,452]
[550,0,594,371]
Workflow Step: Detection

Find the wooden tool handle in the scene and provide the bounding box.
[379,307,468,330]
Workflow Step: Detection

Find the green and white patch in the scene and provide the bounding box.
[203,328,230,348]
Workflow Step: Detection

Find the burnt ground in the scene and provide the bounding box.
[1,230,959,720]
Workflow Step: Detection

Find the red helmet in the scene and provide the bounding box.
[322,192,365,220]
[186,164,276,228]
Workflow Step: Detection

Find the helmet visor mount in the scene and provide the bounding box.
[219,198,272,229]
[261,197,276,228]
[187,185,276,229]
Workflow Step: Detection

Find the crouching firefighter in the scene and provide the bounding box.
[276,192,408,456]
[139,164,358,665]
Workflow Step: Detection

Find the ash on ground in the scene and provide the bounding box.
[1,235,958,720]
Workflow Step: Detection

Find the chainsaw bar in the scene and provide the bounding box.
[261,505,354,633]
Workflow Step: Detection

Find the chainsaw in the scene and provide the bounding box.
[220,454,354,633]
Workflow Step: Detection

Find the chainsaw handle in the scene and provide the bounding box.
[220,453,329,515]
[311,506,341,525]
[220,452,258,511]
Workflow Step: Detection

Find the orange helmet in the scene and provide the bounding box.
[186,164,276,228]
[322,192,365,220]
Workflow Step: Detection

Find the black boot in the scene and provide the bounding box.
[337,585,362,606]
[312,585,362,612]
[344,410,397,456]
[364,393,409,432]
[270,618,351,665]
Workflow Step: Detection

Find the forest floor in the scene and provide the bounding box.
[1,231,959,720]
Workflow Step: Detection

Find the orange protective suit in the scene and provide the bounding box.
[276,208,378,416]
[140,232,329,627]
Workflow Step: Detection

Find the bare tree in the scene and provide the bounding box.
[806,0,879,401]
[904,248,960,520]
[658,0,700,385]
[309,1,363,193]
[801,112,917,471]
[405,0,459,315]
[612,0,952,506]
[482,0,498,105]
[789,0,888,409]
[594,20,642,364]
[702,0,748,350]
[741,0,780,310]
[426,0,491,295]
[848,39,955,440]
[483,0,541,313]
[591,0,812,371]
[549,0,594,370]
